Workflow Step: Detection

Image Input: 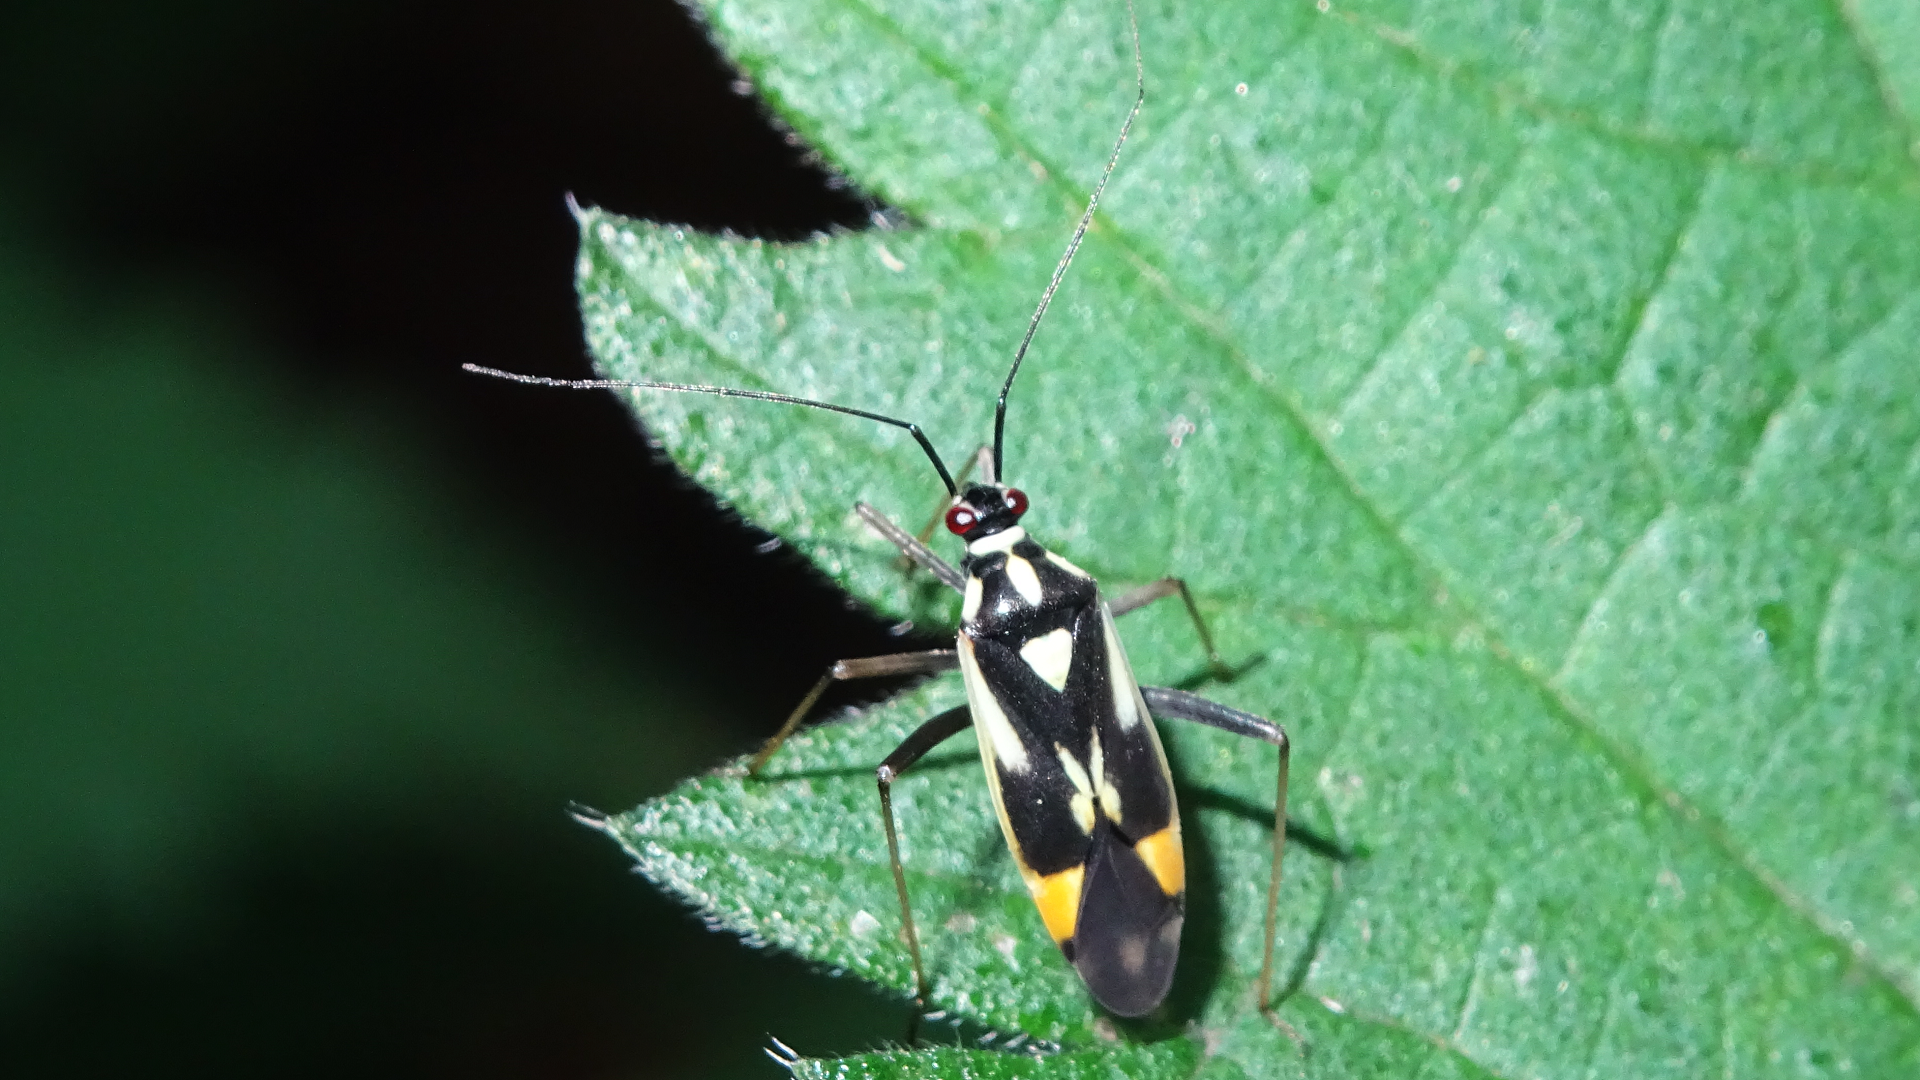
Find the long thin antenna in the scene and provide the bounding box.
[463,363,958,496]
[991,0,1145,481]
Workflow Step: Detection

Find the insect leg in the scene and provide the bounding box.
[875,704,974,1029]
[1108,578,1228,676]
[747,650,958,776]
[1139,686,1292,1026]
[855,502,964,591]
[971,443,997,484]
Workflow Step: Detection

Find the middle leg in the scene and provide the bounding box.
[749,498,970,776]
[1140,686,1292,1027]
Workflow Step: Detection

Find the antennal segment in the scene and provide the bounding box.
[991,0,1145,481]
[463,363,958,497]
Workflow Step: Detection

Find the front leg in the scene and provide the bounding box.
[746,502,964,775]
[856,502,963,591]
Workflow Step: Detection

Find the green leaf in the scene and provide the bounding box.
[580,0,1920,1075]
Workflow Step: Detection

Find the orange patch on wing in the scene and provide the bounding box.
[1025,866,1086,945]
[1133,825,1185,897]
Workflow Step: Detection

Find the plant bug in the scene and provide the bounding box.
[466,0,1290,1024]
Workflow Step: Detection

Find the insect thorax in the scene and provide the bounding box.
[958,526,1099,636]
[956,524,1132,770]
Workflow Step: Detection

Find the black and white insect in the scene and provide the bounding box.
[467,0,1289,1022]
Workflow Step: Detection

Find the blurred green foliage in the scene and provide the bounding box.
[1,0,916,1074]
[0,217,744,1072]
[0,220,663,966]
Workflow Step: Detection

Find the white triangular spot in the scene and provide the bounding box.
[1019,627,1073,691]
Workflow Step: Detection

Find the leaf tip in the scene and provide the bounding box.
[567,801,612,833]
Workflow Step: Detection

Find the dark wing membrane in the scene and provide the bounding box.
[1072,819,1183,1017]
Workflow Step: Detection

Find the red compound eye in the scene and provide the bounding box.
[1004,488,1029,516]
[945,506,976,535]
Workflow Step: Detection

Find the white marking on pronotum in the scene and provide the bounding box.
[958,634,1029,772]
[962,575,984,622]
[1004,554,1045,606]
[967,526,1028,556]
[1055,743,1097,834]
[1019,627,1074,691]
[1099,605,1142,728]
[1047,550,1092,579]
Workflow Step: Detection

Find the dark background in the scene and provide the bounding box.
[0,0,936,1075]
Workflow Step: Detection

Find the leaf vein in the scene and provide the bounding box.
[1447,887,1501,1043]
[1086,127,1920,1016]
[1636,0,1676,130]
[1320,0,1912,193]
[1395,383,1557,527]
[1829,0,1920,181]
[1600,161,1714,385]
[1733,290,1920,497]
[1550,501,1672,685]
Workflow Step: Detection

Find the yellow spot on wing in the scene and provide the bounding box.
[1133,825,1185,897]
[1026,865,1085,945]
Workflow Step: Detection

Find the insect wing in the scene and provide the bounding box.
[955,585,1185,1016]
[1072,817,1182,1016]
[1069,603,1185,1016]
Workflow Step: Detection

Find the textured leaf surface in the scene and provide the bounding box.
[583,0,1920,1075]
